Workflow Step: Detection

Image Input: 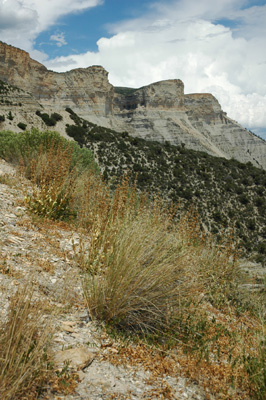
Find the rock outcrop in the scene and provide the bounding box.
[0,42,114,115]
[1,41,266,169]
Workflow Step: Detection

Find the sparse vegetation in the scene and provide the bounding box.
[24,141,79,220]
[0,129,98,220]
[1,126,266,399]
[114,86,138,96]
[0,284,53,400]
[36,110,62,127]
[64,110,266,265]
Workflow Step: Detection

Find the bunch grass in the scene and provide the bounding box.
[0,285,53,400]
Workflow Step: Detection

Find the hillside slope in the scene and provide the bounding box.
[64,110,266,266]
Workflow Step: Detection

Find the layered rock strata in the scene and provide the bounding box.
[0,41,265,169]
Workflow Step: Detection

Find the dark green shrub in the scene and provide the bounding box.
[258,242,266,255]
[7,111,14,121]
[66,125,86,145]
[0,115,5,122]
[255,197,265,208]
[51,113,62,122]
[36,111,57,126]
[247,219,256,231]
[65,107,75,115]
[17,122,27,131]
[40,113,56,127]
[239,194,249,205]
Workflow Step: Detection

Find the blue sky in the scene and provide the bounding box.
[36,0,154,57]
[0,0,266,138]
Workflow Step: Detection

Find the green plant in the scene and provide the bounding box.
[51,112,62,122]
[17,122,27,130]
[36,111,60,126]
[0,129,98,172]
[243,332,266,400]
[7,111,14,121]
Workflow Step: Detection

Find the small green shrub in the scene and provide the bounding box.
[36,111,59,126]
[17,122,27,131]
[51,112,62,122]
[40,113,56,127]
[66,125,86,145]
[7,111,14,121]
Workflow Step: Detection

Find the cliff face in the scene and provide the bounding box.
[0,41,265,169]
[114,80,184,111]
[0,42,114,116]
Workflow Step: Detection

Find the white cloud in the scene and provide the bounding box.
[50,32,67,47]
[45,0,266,132]
[0,0,103,53]
[0,0,265,134]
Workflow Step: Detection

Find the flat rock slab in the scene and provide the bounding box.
[54,347,95,371]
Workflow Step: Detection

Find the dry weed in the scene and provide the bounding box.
[0,284,53,400]
[23,140,78,220]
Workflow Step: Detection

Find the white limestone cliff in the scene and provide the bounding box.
[0,41,265,169]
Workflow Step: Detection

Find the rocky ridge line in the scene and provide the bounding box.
[0,41,265,169]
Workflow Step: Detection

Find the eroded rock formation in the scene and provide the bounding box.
[0,41,265,169]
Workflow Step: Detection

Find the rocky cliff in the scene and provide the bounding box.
[0,42,114,115]
[0,41,265,168]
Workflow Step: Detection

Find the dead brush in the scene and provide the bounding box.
[24,140,78,220]
[76,173,143,274]
[175,209,241,307]
[0,284,53,400]
[78,173,243,333]
[82,204,206,332]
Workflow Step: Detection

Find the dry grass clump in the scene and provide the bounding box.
[77,172,266,398]
[0,285,53,400]
[83,209,188,331]
[24,140,78,220]
[79,174,240,334]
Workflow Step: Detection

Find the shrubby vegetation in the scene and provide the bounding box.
[17,122,27,131]
[114,86,138,96]
[0,128,266,398]
[0,128,97,172]
[7,111,13,121]
[36,110,63,127]
[64,110,266,265]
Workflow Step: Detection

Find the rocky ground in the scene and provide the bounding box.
[0,158,209,400]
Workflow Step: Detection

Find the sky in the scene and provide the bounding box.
[0,0,266,139]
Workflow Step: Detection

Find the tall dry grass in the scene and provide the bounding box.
[0,285,53,400]
[78,173,240,333]
[24,140,78,220]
